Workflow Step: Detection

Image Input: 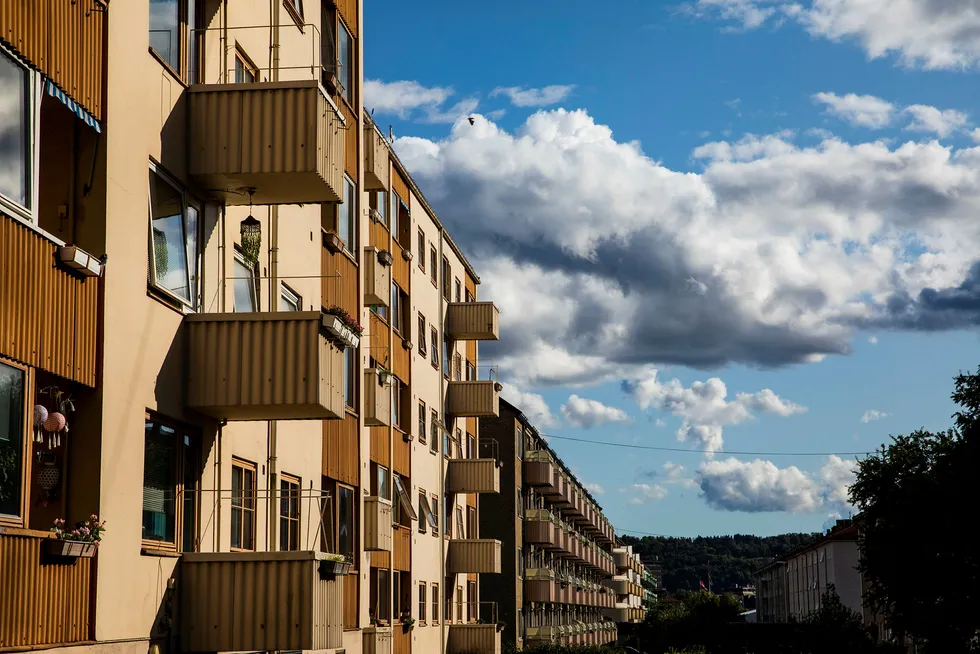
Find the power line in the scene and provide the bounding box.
[540,432,872,457]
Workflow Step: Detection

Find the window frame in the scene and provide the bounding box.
[141,412,200,552]
[336,482,357,560]
[418,400,427,444]
[233,246,260,313]
[431,582,440,624]
[454,278,462,303]
[0,358,29,525]
[418,582,427,623]
[336,174,358,257]
[344,345,358,410]
[417,229,426,270]
[230,458,257,551]
[430,327,439,369]
[429,494,439,537]
[442,257,451,301]
[280,283,302,311]
[455,506,465,539]
[148,0,201,82]
[429,410,439,454]
[337,19,353,104]
[234,45,258,83]
[148,162,202,309]
[429,245,438,286]
[418,314,427,355]
[279,473,301,551]
[391,283,404,334]
[0,45,40,225]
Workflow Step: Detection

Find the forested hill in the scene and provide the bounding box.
[622,533,817,593]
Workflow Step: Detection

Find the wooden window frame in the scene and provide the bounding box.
[148,0,203,83]
[418,488,428,534]
[442,257,451,301]
[418,229,426,271]
[453,352,462,382]
[454,278,462,303]
[429,410,438,454]
[429,245,438,286]
[431,582,440,624]
[141,411,200,552]
[418,400,427,444]
[231,458,257,551]
[456,506,464,539]
[465,289,475,303]
[418,313,427,355]
[0,357,31,528]
[418,581,427,623]
[279,473,301,551]
[429,493,440,537]
[467,506,477,540]
[336,481,358,561]
[430,327,439,369]
[467,581,477,623]
[0,46,40,226]
[456,586,464,623]
[234,45,258,83]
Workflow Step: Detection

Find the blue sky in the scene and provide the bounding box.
[363,0,980,537]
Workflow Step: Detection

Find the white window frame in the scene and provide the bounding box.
[281,283,302,311]
[148,161,203,310]
[233,247,260,313]
[0,44,41,227]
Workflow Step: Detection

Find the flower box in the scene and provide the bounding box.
[44,539,97,558]
[323,315,360,349]
[57,245,103,277]
[378,249,394,267]
[318,558,353,578]
[323,231,343,254]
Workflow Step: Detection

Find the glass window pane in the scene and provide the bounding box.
[338,24,351,102]
[0,50,30,210]
[281,285,301,311]
[339,486,353,556]
[0,362,24,516]
[142,422,176,543]
[233,256,258,312]
[185,203,199,305]
[182,433,197,552]
[149,170,191,301]
[149,0,179,70]
[378,466,390,500]
[344,177,357,253]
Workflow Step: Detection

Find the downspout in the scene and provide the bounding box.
[266,0,281,551]
[438,228,446,654]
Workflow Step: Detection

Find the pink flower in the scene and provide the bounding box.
[90,514,98,521]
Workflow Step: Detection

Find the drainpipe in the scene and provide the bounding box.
[266,0,281,552]
[438,228,446,654]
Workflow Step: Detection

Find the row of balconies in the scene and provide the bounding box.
[606,577,645,598]
[613,548,645,575]
[602,605,647,624]
[363,623,500,654]
[525,623,618,646]
[524,450,614,544]
[524,509,615,576]
[524,569,617,608]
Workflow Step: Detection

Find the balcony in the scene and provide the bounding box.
[0,530,94,649]
[363,626,393,654]
[524,569,558,603]
[364,369,392,427]
[364,247,391,308]
[180,551,344,652]
[364,123,390,191]
[445,302,500,341]
[524,450,557,492]
[525,625,560,642]
[188,80,345,205]
[365,496,393,551]
[524,509,558,548]
[447,539,502,574]
[185,311,345,421]
[448,623,501,654]
[446,381,500,418]
[447,458,500,494]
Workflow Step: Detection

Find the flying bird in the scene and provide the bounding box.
[468,116,475,125]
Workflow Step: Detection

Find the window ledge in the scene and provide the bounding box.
[147,285,190,315]
[148,47,188,87]
[141,547,181,558]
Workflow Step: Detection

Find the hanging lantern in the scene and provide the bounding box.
[33,405,48,443]
[240,189,261,265]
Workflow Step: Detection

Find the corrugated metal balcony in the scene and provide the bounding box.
[524,510,558,548]
[180,551,344,652]
[446,381,500,417]
[613,550,630,569]
[446,458,500,494]
[364,123,390,191]
[363,626,392,654]
[365,496,393,551]
[445,302,500,341]
[364,369,393,427]
[524,450,557,492]
[524,568,558,603]
[188,80,345,205]
[364,247,391,307]
[525,625,560,642]
[447,539,502,574]
[185,312,345,421]
[448,624,501,654]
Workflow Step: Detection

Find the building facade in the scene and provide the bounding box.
[478,399,640,649]
[0,2,502,654]
[755,521,862,624]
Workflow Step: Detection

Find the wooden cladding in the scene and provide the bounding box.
[447,539,502,574]
[322,412,358,485]
[447,624,501,654]
[392,430,411,477]
[321,247,358,316]
[340,101,358,180]
[446,459,500,494]
[364,369,392,427]
[393,623,411,654]
[446,381,500,418]
[371,218,390,251]
[364,496,393,552]
[363,627,393,654]
[0,212,98,386]
[336,0,358,38]
[368,313,388,366]
[369,426,390,467]
[185,312,345,421]
[364,124,390,191]
[343,572,358,630]
[392,330,410,384]
[0,532,93,649]
[181,551,344,652]
[392,525,411,571]
[445,302,499,341]
[0,0,105,119]
[364,248,390,308]
[188,81,345,205]
[391,169,410,206]
[392,242,410,292]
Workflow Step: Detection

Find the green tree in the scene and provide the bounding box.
[849,367,980,652]
[802,585,880,653]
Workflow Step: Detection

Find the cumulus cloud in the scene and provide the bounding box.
[499,382,557,428]
[623,370,805,454]
[819,455,857,507]
[491,85,576,107]
[813,92,896,128]
[903,104,969,137]
[584,482,606,495]
[394,108,980,388]
[868,335,878,344]
[689,0,980,70]
[860,409,889,423]
[364,79,477,124]
[621,483,668,504]
[560,395,631,428]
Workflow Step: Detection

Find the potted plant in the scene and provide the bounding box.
[377,366,394,387]
[495,620,506,633]
[402,249,414,262]
[319,552,353,577]
[378,249,394,267]
[47,514,105,558]
[322,230,343,253]
[323,305,363,349]
[400,613,415,632]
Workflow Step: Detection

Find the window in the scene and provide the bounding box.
[518,487,524,519]
[443,426,451,460]
[466,290,475,303]
[149,166,201,306]
[456,507,465,539]
[453,353,462,381]
[344,346,357,409]
[467,581,477,622]
[390,193,399,234]
[418,489,429,533]
[417,229,425,268]
[142,415,199,551]
[443,495,450,536]
[279,474,301,551]
[456,586,464,622]
[418,400,427,443]
[337,21,352,103]
[338,484,356,558]
[148,0,199,79]
[280,284,302,311]
[0,361,25,518]
[234,47,257,83]
[431,583,440,623]
[231,459,257,550]
[371,303,387,322]
[429,410,438,453]
[466,432,476,460]
[371,568,390,624]
[429,245,437,285]
[467,506,477,540]
[430,494,439,536]
[393,571,402,619]
[442,339,450,380]
[391,284,403,333]
[518,547,524,578]
[418,314,427,355]
[0,48,37,219]
[516,425,524,460]
[418,582,427,622]
[393,475,417,526]
[454,428,462,459]
[286,0,304,19]
[392,379,406,431]
[445,583,454,623]
[334,175,358,255]
[233,248,259,312]
[442,257,451,301]
[430,327,439,368]
[454,278,462,303]
[373,190,388,227]
[372,463,391,500]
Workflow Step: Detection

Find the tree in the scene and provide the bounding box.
[633,590,744,653]
[849,367,980,652]
[803,585,880,653]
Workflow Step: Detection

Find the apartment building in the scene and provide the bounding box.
[610,543,647,624]
[755,520,862,624]
[477,398,629,649]
[0,2,501,654]
[641,563,660,614]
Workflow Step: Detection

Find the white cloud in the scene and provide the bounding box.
[812,92,896,128]
[394,108,980,388]
[364,80,453,118]
[655,418,666,427]
[491,85,576,107]
[663,461,698,488]
[903,104,969,138]
[868,335,878,344]
[860,409,888,423]
[621,483,668,504]
[560,395,631,428]
[689,0,980,70]
[584,482,606,495]
[499,382,558,428]
[624,370,805,454]
[819,455,857,507]
[421,97,480,125]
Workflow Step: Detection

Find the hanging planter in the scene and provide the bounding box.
[323,231,343,253]
[319,553,353,578]
[44,539,97,558]
[377,368,394,387]
[377,249,394,267]
[323,306,363,349]
[401,339,412,350]
[57,245,104,277]
[401,249,414,262]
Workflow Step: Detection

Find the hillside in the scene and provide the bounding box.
[622,533,817,593]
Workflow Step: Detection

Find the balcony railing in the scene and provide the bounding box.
[446,381,501,418]
[185,311,345,421]
[448,603,501,654]
[363,625,393,654]
[364,123,390,191]
[447,458,500,494]
[445,302,500,341]
[364,368,393,427]
[365,496,393,551]
[524,450,557,492]
[447,539,502,574]
[364,247,391,308]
